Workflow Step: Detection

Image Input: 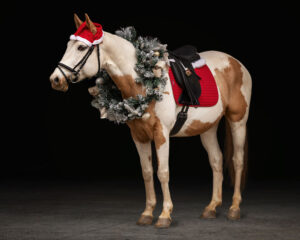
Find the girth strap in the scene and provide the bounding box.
[170,105,189,136]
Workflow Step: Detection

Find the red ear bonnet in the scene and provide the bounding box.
[70,22,103,46]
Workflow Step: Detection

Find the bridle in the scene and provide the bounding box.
[57,44,101,83]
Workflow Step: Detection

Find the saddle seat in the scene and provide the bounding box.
[171,45,200,62]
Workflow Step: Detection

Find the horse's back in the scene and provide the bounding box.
[199,50,251,81]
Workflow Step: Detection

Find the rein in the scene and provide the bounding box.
[57,44,101,83]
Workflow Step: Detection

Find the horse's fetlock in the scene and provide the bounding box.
[215,200,222,207]
[146,199,156,208]
[163,201,173,212]
[233,195,242,204]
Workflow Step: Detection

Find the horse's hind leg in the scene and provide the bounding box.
[226,119,247,220]
[200,123,223,219]
[225,63,251,220]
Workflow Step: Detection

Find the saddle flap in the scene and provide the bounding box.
[170,60,201,105]
[169,62,219,108]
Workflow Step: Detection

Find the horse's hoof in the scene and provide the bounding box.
[155,217,172,228]
[227,208,240,220]
[136,215,153,225]
[201,209,216,219]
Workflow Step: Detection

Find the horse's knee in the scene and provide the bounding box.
[142,169,153,181]
[157,170,169,182]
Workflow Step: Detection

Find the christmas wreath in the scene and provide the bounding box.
[91,27,168,123]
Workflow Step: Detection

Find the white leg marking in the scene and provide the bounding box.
[134,140,156,216]
[155,127,173,220]
[200,124,223,212]
[229,120,247,210]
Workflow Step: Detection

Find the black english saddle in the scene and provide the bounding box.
[169,45,202,105]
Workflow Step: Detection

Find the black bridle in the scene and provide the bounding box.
[57,44,101,83]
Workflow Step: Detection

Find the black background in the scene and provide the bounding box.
[1,2,299,185]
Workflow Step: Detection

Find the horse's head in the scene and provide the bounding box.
[49,14,103,92]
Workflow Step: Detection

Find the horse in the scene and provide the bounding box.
[49,13,252,228]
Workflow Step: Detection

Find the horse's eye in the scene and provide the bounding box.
[77,45,88,51]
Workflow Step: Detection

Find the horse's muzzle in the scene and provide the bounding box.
[50,76,69,92]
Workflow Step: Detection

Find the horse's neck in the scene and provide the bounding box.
[101,32,137,78]
[101,32,176,121]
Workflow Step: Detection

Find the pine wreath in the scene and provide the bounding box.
[91,27,168,124]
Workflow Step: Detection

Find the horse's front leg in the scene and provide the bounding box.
[153,125,173,228]
[133,139,156,225]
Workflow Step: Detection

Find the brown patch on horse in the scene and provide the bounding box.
[110,74,144,99]
[128,102,156,143]
[185,120,213,136]
[184,118,220,136]
[215,57,247,122]
[153,118,166,150]
[128,101,166,151]
[148,156,152,162]
[184,91,226,136]
[111,74,165,150]
[163,91,170,95]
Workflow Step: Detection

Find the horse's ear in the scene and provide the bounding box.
[85,13,97,35]
[74,13,83,29]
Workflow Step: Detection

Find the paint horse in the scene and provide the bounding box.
[50,14,252,228]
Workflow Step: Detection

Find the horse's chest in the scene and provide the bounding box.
[127,118,155,143]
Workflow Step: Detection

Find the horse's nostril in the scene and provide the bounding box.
[54,77,59,84]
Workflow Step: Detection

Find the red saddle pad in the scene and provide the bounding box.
[169,64,219,107]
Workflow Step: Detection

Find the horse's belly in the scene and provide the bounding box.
[172,92,224,137]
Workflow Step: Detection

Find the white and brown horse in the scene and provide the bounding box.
[50,14,252,228]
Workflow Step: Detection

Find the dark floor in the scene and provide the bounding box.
[0,179,299,240]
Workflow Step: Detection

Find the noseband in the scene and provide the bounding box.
[57,44,101,83]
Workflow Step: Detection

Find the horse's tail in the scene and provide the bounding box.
[224,118,248,190]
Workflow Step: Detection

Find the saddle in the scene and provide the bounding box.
[168,45,201,135]
[169,45,202,105]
